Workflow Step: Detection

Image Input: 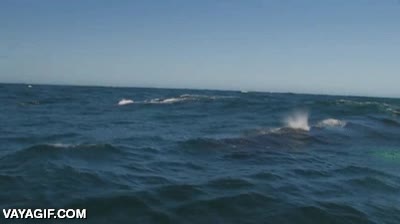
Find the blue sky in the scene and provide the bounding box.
[1,0,399,97]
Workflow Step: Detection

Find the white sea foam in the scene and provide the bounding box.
[146,97,184,104]
[391,109,400,115]
[161,97,185,103]
[118,99,134,106]
[338,99,399,115]
[146,94,225,104]
[316,118,346,128]
[256,127,284,135]
[337,99,390,107]
[285,111,310,131]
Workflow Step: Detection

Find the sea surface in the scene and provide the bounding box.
[1,84,400,224]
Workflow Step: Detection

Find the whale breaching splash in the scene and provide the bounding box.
[285,111,310,131]
[284,111,347,131]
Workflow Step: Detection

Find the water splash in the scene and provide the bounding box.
[285,111,310,131]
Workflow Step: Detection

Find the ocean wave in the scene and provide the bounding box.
[372,151,400,161]
[45,143,118,150]
[115,94,236,105]
[183,113,349,151]
[63,190,374,223]
[145,94,235,104]
[344,121,400,139]
[146,97,188,104]
[333,165,392,177]
[4,133,80,145]
[179,128,324,152]
[388,108,400,115]
[47,143,76,148]
[173,192,277,222]
[336,99,400,115]
[292,168,331,178]
[336,99,385,107]
[0,143,124,163]
[316,118,347,128]
[368,116,400,127]
[154,184,205,202]
[206,177,254,190]
[18,100,40,106]
[285,203,371,224]
[248,172,284,181]
[117,98,134,106]
[347,176,400,192]
[66,194,172,223]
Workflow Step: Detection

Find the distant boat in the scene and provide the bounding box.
[28,85,32,88]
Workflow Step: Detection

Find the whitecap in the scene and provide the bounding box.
[144,94,235,104]
[147,95,198,104]
[161,98,184,103]
[316,118,346,128]
[146,97,184,104]
[118,99,134,106]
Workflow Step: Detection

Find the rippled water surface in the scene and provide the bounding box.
[1,84,400,223]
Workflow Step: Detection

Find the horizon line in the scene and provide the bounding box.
[0,81,399,100]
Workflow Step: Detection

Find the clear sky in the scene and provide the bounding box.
[1,0,399,97]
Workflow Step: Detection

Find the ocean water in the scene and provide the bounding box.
[1,84,400,224]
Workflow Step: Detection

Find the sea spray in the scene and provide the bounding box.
[285,111,310,131]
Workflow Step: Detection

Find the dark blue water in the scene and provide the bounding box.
[1,84,400,223]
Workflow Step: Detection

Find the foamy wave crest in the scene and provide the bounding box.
[285,111,310,131]
[316,118,346,128]
[386,107,400,115]
[118,99,134,106]
[337,99,399,114]
[337,99,384,106]
[146,97,185,104]
[161,98,183,103]
[145,94,233,104]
